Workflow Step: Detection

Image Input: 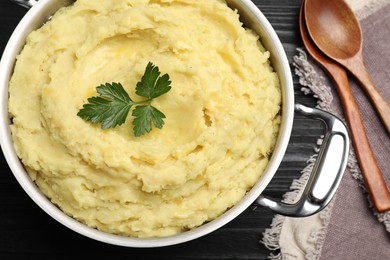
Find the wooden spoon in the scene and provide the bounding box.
[304,0,390,135]
[299,0,390,212]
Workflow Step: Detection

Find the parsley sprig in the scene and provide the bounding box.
[77,62,172,137]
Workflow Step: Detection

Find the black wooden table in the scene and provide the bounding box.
[0,0,324,259]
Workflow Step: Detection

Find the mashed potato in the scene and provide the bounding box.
[9,0,281,238]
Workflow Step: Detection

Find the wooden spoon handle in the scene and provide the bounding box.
[342,54,390,135]
[324,61,390,212]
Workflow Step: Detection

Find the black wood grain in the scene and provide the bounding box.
[0,0,323,259]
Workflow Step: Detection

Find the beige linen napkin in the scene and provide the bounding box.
[262,0,390,259]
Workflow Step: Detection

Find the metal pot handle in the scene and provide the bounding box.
[257,104,349,217]
[9,0,38,8]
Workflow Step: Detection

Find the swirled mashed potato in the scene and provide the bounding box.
[9,0,281,238]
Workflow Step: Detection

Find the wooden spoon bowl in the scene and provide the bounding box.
[304,0,390,135]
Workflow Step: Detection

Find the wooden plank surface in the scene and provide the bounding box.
[0,0,323,259]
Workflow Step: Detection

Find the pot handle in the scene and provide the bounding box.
[257,104,350,217]
[9,0,38,8]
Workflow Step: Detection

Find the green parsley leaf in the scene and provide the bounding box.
[77,62,172,136]
[77,82,134,129]
[132,105,166,137]
[136,62,172,99]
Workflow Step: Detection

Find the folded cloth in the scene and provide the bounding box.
[262,0,390,259]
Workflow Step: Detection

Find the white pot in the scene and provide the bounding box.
[0,0,350,247]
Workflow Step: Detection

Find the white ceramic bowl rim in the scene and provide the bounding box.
[0,0,294,247]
